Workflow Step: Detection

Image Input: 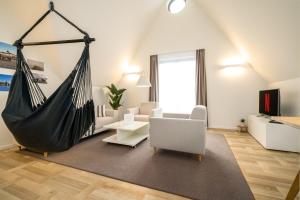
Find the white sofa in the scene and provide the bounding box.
[82,87,118,138]
[127,102,162,122]
[149,105,207,161]
[94,109,118,133]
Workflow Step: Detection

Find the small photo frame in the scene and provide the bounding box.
[32,73,48,84]
[0,74,13,91]
[0,42,17,70]
[124,113,134,123]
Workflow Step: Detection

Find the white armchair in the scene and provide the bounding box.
[149,105,207,161]
[127,102,162,122]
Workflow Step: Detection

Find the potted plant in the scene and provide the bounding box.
[238,118,248,132]
[240,118,246,125]
[106,84,126,119]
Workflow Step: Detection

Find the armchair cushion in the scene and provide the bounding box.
[190,105,207,121]
[128,107,139,115]
[163,113,190,119]
[140,102,158,115]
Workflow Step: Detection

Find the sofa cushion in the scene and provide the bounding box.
[94,105,98,117]
[95,116,114,130]
[190,105,207,121]
[134,115,150,122]
[99,105,106,117]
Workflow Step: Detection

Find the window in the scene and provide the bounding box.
[158,51,196,113]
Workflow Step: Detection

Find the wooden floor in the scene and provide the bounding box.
[222,131,299,200]
[0,130,299,200]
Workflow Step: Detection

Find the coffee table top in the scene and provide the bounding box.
[103,121,149,131]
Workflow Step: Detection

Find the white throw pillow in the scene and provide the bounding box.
[99,105,106,117]
[96,105,106,117]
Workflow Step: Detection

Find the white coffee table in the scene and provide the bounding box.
[103,121,149,147]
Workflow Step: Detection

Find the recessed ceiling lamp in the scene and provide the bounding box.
[168,0,186,14]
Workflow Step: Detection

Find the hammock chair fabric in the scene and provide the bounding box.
[1,2,95,153]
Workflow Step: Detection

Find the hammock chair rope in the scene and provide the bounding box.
[1,2,96,153]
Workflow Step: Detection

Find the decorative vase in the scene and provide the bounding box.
[112,109,120,121]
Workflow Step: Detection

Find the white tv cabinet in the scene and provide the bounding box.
[248,114,300,153]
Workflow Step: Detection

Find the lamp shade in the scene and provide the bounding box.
[136,75,151,87]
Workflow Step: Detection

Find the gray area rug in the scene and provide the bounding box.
[22,131,254,200]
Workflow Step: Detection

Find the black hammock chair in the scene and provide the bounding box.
[1,2,96,153]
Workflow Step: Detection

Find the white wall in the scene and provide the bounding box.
[197,0,300,82]
[121,0,267,129]
[44,0,163,86]
[0,1,62,149]
[269,77,300,116]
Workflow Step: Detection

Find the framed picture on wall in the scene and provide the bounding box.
[0,41,45,72]
[0,74,13,91]
[27,58,44,71]
[32,73,48,84]
[0,42,17,70]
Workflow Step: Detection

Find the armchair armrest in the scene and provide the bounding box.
[163,113,190,119]
[127,107,139,115]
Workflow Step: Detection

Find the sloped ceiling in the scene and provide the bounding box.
[3,0,298,84]
[48,0,299,83]
[196,0,300,82]
[45,0,163,85]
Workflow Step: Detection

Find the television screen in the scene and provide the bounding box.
[259,89,280,116]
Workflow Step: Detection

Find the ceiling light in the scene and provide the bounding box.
[168,0,186,14]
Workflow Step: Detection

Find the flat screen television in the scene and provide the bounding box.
[259,89,280,116]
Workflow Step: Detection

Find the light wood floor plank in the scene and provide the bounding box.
[0,130,298,200]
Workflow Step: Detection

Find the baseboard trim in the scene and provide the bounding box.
[0,143,16,151]
[209,128,237,132]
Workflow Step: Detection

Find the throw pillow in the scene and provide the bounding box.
[99,105,106,117]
